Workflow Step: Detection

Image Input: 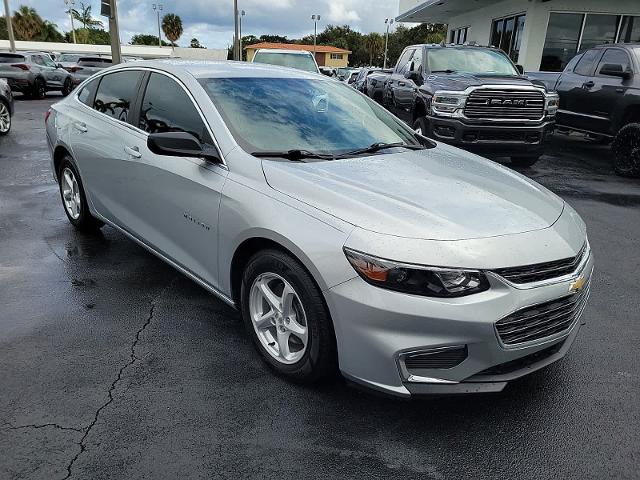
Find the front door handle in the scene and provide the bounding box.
[124,145,141,158]
[73,122,87,133]
[398,81,406,87]
[583,81,594,89]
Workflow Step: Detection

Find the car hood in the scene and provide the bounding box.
[423,73,541,92]
[262,146,564,241]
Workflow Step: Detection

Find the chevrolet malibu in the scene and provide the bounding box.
[45,61,593,397]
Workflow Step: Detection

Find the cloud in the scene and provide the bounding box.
[327,1,361,23]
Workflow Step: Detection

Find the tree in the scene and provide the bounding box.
[190,37,204,48]
[71,2,103,29]
[162,13,183,49]
[131,33,170,46]
[259,34,288,43]
[12,5,44,41]
[35,21,64,42]
[364,32,384,66]
[0,17,7,40]
[64,27,110,45]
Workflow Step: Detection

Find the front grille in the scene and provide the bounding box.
[495,282,590,346]
[404,346,468,370]
[464,89,545,120]
[477,340,565,376]
[493,243,587,284]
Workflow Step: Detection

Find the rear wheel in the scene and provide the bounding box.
[510,155,541,168]
[32,78,46,100]
[61,77,73,97]
[0,100,10,136]
[612,123,640,178]
[240,249,337,383]
[57,157,103,231]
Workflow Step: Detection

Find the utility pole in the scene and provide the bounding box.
[107,0,121,64]
[233,0,239,60]
[2,0,15,52]
[64,0,77,44]
[152,3,163,47]
[384,18,394,69]
[311,14,320,55]
[239,10,245,60]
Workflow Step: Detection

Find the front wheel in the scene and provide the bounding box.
[612,123,640,178]
[57,157,103,231]
[413,117,430,137]
[240,249,337,383]
[32,78,46,100]
[0,100,11,136]
[510,155,541,168]
[61,78,73,97]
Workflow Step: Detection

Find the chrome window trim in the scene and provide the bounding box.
[71,66,228,168]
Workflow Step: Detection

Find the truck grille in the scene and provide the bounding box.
[495,282,590,346]
[493,243,587,284]
[464,89,545,120]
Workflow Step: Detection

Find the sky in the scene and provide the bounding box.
[14,0,407,49]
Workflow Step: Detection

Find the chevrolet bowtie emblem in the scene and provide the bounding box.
[569,276,586,293]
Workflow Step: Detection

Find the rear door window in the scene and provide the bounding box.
[138,72,213,145]
[77,77,99,106]
[93,70,143,122]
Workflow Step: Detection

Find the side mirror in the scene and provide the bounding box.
[599,63,631,79]
[404,70,423,85]
[147,132,220,162]
[515,64,524,74]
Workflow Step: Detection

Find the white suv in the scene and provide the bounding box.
[251,48,320,74]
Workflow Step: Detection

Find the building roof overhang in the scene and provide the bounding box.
[397,0,503,23]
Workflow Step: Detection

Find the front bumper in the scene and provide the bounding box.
[326,242,593,398]
[426,116,555,156]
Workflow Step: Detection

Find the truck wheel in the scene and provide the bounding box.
[510,155,541,168]
[612,123,640,178]
[413,117,430,137]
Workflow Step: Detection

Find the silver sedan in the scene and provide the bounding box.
[45,61,593,398]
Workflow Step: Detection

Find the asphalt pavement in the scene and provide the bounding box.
[1,95,638,480]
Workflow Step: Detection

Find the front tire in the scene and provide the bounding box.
[240,249,337,383]
[57,157,103,232]
[612,123,640,178]
[61,78,73,97]
[32,78,46,100]
[0,100,10,136]
[413,117,429,137]
[510,155,541,168]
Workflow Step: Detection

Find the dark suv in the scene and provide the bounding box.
[0,51,73,99]
[530,43,640,176]
[384,44,559,167]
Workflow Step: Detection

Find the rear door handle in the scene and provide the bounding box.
[124,145,141,158]
[583,81,594,89]
[73,122,87,133]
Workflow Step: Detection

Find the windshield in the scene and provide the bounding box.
[58,54,82,63]
[253,52,318,73]
[199,77,421,156]
[428,48,518,75]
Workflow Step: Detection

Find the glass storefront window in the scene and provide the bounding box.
[619,16,640,43]
[490,14,526,62]
[540,13,583,72]
[579,14,620,52]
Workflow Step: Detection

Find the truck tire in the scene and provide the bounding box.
[612,123,640,178]
[510,155,541,168]
[413,117,430,137]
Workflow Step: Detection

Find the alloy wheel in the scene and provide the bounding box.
[0,102,10,133]
[61,167,81,219]
[249,272,308,364]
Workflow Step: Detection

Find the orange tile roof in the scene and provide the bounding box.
[245,42,351,54]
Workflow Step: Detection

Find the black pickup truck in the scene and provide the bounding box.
[384,44,559,167]
[528,43,640,177]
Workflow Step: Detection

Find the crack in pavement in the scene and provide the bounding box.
[61,278,177,480]
[1,421,84,433]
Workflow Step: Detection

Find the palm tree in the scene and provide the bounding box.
[364,32,384,66]
[71,2,103,29]
[12,6,44,41]
[162,14,183,50]
[35,21,65,42]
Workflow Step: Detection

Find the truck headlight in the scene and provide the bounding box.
[545,92,559,116]
[344,248,490,298]
[431,92,466,116]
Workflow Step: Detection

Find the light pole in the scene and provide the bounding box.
[239,10,245,60]
[311,14,320,55]
[64,0,77,44]
[233,0,240,60]
[152,3,163,47]
[383,18,394,69]
[2,0,15,52]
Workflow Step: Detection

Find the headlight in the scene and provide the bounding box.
[431,92,466,116]
[545,92,559,116]
[344,248,490,298]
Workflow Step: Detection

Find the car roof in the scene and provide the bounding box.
[591,42,640,50]
[254,48,313,55]
[104,59,325,80]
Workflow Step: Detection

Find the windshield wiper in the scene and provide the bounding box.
[431,69,456,74]
[252,149,334,161]
[335,142,426,158]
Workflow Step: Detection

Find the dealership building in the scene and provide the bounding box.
[397,0,640,71]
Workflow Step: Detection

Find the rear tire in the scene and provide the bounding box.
[0,99,11,136]
[32,78,46,100]
[510,155,541,168]
[57,157,103,232]
[612,123,640,178]
[240,249,338,383]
